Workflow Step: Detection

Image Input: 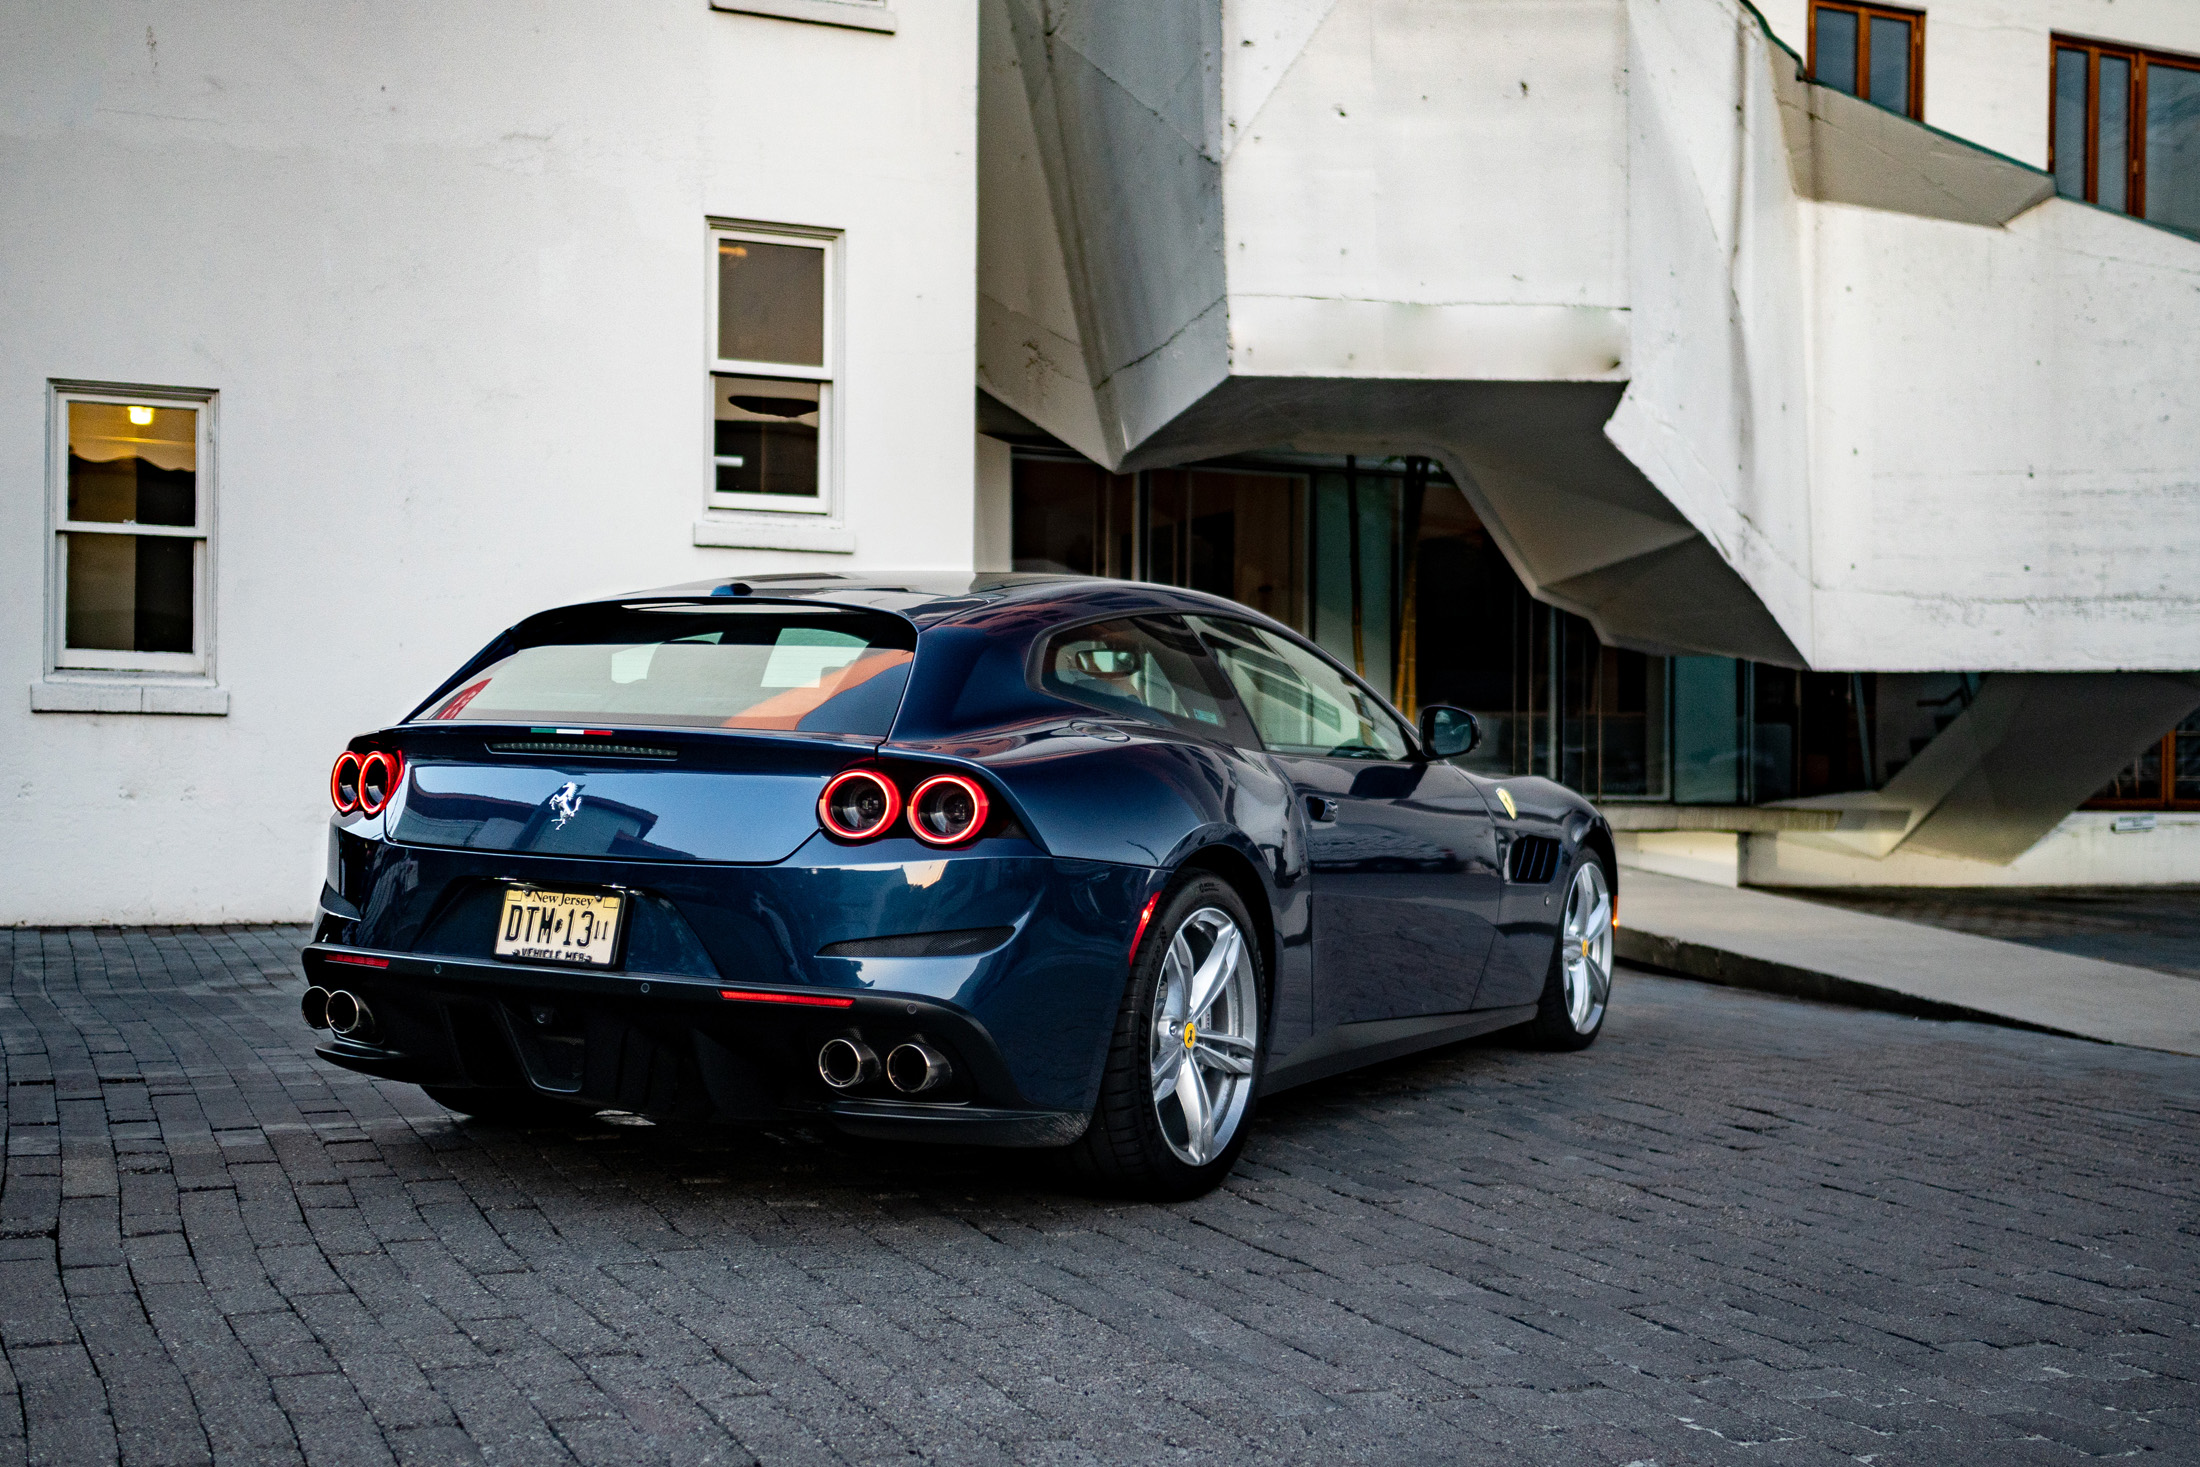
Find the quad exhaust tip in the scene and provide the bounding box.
[301,986,330,1030]
[323,989,378,1043]
[817,1037,880,1091]
[885,1041,950,1095]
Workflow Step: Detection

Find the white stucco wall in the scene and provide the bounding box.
[1805,196,2200,669]
[0,1,977,924]
[1220,0,1632,382]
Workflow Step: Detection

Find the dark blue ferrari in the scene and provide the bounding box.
[303,575,1617,1198]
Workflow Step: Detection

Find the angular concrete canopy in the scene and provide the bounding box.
[979,0,2200,673]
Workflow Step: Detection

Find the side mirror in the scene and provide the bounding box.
[1418,704,1481,759]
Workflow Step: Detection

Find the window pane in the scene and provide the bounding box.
[425,607,914,734]
[1814,7,1859,95]
[2055,48,2090,199]
[1673,656,1742,803]
[2174,711,2200,803]
[713,376,819,498]
[1191,616,1411,760]
[1037,617,1250,741]
[1012,459,1105,574]
[1868,16,1911,113]
[2145,62,2200,236]
[2099,54,2131,213]
[67,401,196,526]
[716,239,824,367]
[2093,737,2165,803]
[64,532,193,653]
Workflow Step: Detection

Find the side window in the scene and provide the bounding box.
[1190,616,1412,761]
[1038,616,1254,742]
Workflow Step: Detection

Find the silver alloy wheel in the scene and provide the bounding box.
[1149,905,1259,1167]
[1560,859,1615,1033]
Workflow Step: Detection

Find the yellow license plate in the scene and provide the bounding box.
[494,886,625,966]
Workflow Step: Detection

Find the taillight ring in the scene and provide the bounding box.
[819,769,902,841]
[330,751,362,814]
[358,750,401,816]
[908,773,990,847]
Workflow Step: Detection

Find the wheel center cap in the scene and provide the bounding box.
[1182,1021,1197,1050]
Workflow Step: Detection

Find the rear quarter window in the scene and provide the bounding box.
[420,605,915,737]
[1037,616,1256,743]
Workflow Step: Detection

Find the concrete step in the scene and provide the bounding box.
[1614,870,2200,1056]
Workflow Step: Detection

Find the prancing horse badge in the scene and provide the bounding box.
[548,781,583,829]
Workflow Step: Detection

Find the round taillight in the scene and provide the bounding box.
[330,751,362,814]
[358,751,401,816]
[819,769,901,840]
[908,774,989,847]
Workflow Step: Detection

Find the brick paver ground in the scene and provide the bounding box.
[2,926,2196,1466]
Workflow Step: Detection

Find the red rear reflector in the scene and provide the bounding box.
[718,988,856,1008]
[1127,889,1163,966]
[325,953,389,969]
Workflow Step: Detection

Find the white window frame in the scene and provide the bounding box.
[706,220,840,518]
[46,381,217,679]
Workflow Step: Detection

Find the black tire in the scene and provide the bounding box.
[1517,850,1616,1052]
[421,1084,586,1126]
[1065,874,1267,1201]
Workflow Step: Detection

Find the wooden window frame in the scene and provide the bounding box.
[2049,35,2200,221]
[2084,723,2200,811]
[1808,1,1927,121]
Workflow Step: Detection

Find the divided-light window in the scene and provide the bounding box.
[1809,1,1925,120]
[2087,711,2200,811]
[709,225,835,514]
[50,386,213,675]
[2052,37,2200,238]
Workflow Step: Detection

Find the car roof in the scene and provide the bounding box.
[596,573,1289,632]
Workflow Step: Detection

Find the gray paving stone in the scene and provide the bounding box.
[5,928,2200,1464]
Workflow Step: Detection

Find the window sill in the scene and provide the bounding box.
[693,516,856,554]
[710,0,896,33]
[32,678,230,716]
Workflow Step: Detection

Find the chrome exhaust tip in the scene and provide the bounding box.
[817,1037,880,1091]
[324,989,378,1043]
[301,986,331,1030]
[885,1040,950,1095]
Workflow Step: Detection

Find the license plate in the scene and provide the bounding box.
[494,886,625,966]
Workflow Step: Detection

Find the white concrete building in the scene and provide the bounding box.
[2,0,978,922]
[979,0,2200,887]
[3,0,2196,924]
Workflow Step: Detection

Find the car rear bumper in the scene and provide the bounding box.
[300,943,1092,1146]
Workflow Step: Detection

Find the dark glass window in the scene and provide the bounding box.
[2087,709,2200,810]
[1039,617,1255,743]
[2052,37,2200,237]
[713,376,819,497]
[716,239,824,368]
[59,399,202,659]
[1810,2,1923,119]
[711,231,830,504]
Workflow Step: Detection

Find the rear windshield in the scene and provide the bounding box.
[417,604,916,736]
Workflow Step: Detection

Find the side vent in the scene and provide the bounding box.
[1507,835,1565,885]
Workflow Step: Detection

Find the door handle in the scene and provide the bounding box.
[1304,795,1339,824]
